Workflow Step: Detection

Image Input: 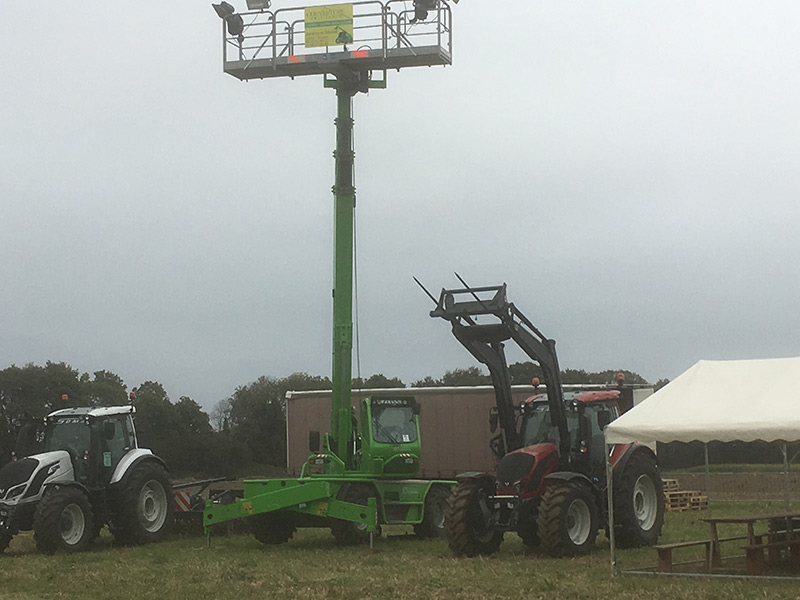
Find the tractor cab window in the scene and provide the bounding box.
[520,404,580,448]
[371,405,417,444]
[43,417,90,460]
[100,416,132,471]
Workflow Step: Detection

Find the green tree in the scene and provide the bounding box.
[439,367,490,386]
[83,370,128,406]
[353,374,405,389]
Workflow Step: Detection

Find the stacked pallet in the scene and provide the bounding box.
[664,488,709,512]
[662,478,680,493]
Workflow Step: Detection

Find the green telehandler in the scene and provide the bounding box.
[202,1,458,545]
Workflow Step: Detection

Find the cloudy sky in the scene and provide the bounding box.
[2,1,799,412]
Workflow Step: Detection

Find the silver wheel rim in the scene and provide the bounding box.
[60,503,86,546]
[566,499,592,545]
[633,474,658,530]
[139,480,168,533]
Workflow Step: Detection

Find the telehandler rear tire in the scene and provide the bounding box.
[444,479,503,557]
[331,484,380,545]
[414,484,450,539]
[252,511,296,545]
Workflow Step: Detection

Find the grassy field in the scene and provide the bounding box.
[2,501,799,600]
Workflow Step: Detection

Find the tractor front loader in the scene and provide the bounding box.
[427,282,665,557]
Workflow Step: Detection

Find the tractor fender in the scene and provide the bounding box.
[110,449,169,486]
[611,443,658,484]
[543,471,594,487]
[454,472,496,486]
[42,480,91,498]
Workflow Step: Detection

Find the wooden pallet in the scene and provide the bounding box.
[665,490,709,512]
[662,478,680,493]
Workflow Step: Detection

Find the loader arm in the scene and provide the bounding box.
[430,284,570,464]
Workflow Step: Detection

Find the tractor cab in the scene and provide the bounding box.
[512,390,623,490]
[40,406,138,487]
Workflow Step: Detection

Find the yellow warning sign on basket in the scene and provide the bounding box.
[305,4,354,48]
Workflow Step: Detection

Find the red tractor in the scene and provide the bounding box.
[427,282,664,557]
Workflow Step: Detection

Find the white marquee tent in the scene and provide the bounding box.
[603,357,800,574]
[606,357,800,445]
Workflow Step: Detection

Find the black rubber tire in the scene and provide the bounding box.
[330,484,379,546]
[444,479,503,557]
[0,535,12,554]
[33,487,95,555]
[111,463,173,546]
[414,484,451,539]
[517,500,540,548]
[537,481,598,558]
[252,511,297,545]
[614,452,665,548]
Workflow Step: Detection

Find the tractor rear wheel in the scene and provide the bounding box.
[111,463,173,546]
[537,481,598,557]
[252,511,296,545]
[0,534,12,553]
[330,484,379,545]
[414,484,450,539]
[33,487,95,554]
[614,452,665,548]
[444,479,503,557]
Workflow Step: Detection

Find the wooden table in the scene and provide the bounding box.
[703,513,800,574]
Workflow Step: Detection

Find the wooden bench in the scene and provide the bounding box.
[654,536,749,573]
[743,537,800,575]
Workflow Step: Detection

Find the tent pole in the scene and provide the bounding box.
[783,443,790,513]
[704,442,710,495]
[606,439,617,575]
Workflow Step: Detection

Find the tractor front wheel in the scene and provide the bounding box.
[33,487,95,554]
[252,511,296,545]
[444,479,503,557]
[537,481,598,557]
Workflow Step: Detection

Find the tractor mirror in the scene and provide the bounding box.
[104,422,116,440]
[489,408,499,433]
[597,410,612,431]
[309,431,321,453]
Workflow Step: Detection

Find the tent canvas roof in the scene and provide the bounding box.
[605,357,800,445]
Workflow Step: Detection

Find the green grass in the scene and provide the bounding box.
[1,502,799,600]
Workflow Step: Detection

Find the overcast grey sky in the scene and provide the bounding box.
[2,1,799,412]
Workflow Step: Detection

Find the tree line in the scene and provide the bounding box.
[7,360,755,477]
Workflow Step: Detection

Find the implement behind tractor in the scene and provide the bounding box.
[426,281,665,557]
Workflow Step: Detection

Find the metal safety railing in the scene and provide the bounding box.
[220,1,453,68]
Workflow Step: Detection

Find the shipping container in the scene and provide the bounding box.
[286,385,654,479]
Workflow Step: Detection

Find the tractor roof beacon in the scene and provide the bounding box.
[429,282,665,557]
[0,403,173,555]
